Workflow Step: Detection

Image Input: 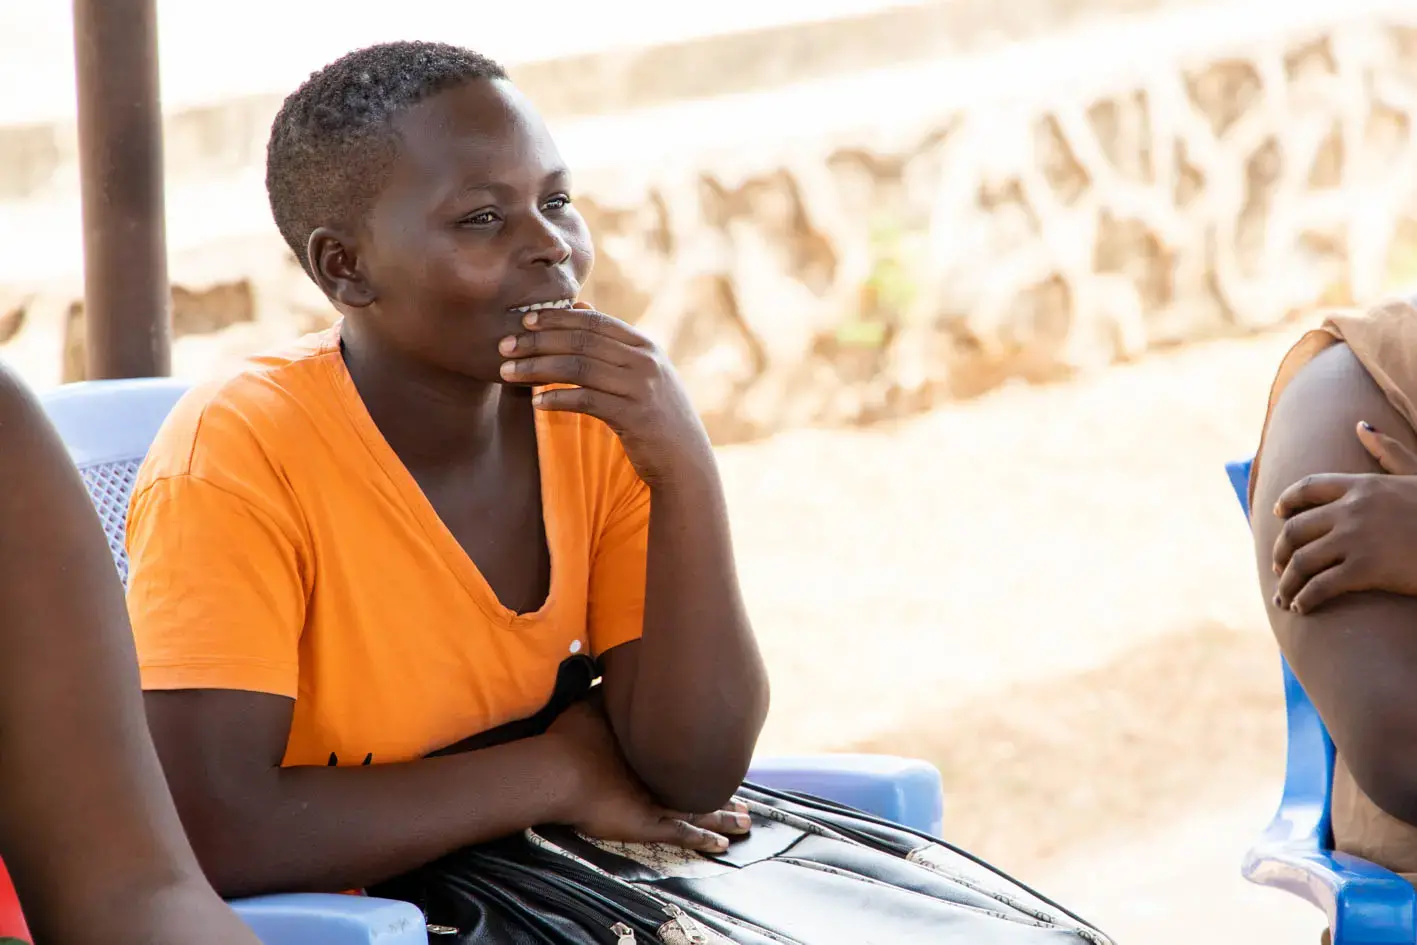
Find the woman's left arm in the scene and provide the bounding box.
[599,465,770,813]
[500,303,770,813]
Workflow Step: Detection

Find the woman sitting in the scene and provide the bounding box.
[124,40,770,898]
[1251,298,1417,882]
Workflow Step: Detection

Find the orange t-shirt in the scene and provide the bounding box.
[125,327,649,767]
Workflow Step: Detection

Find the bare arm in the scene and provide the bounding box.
[147,688,748,897]
[501,304,770,814]
[0,369,256,945]
[1252,342,1417,824]
[600,464,770,814]
[146,690,583,897]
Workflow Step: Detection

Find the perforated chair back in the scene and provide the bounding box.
[39,378,193,585]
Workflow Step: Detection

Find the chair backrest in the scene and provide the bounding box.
[1226,457,1338,849]
[38,378,194,586]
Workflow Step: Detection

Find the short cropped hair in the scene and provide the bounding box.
[265,41,506,276]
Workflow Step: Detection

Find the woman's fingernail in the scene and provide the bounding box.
[499,361,517,379]
[1290,602,1302,614]
[1273,594,1283,608]
[499,336,516,355]
[524,311,539,327]
[1361,421,1376,431]
[733,813,751,830]
[1273,563,1282,575]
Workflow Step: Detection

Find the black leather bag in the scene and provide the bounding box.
[373,659,1112,944]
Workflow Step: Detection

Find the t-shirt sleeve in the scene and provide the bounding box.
[587,456,650,658]
[126,465,308,698]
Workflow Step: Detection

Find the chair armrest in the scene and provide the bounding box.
[231,893,427,945]
[748,753,944,836]
[1243,842,1416,945]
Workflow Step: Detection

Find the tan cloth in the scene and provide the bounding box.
[1253,298,1417,886]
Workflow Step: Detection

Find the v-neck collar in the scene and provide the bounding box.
[316,326,557,628]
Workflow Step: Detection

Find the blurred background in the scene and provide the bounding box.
[10,0,1417,939]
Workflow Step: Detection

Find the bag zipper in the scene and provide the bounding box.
[453,850,662,942]
[528,834,752,943]
[523,838,680,924]
[660,903,713,944]
[655,894,807,945]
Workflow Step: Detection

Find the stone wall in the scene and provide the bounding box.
[4,0,1417,441]
[563,0,1417,440]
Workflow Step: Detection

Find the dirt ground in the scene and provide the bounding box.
[721,327,1299,837]
[712,325,1321,936]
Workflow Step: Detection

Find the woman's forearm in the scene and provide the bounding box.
[612,465,769,812]
[177,734,579,897]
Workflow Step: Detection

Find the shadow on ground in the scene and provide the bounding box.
[850,623,1286,874]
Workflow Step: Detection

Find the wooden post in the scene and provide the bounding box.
[72,0,172,379]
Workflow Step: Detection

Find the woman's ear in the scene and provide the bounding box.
[307,227,376,308]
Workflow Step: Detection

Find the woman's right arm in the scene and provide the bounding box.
[126,418,605,895]
[146,688,743,897]
[1252,342,1417,825]
[144,689,581,896]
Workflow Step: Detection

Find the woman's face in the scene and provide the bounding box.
[343,77,595,383]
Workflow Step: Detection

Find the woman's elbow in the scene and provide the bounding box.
[637,741,758,813]
[651,770,746,815]
[627,678,769,812]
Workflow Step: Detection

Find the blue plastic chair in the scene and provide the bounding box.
[1226,457,1417,945]
[39,376,945,945]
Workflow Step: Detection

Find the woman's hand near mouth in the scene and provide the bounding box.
[497,302,712,488]
[499,301,768,814]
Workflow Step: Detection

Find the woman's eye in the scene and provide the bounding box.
[461,210,498,226]
[544,194,572,211]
